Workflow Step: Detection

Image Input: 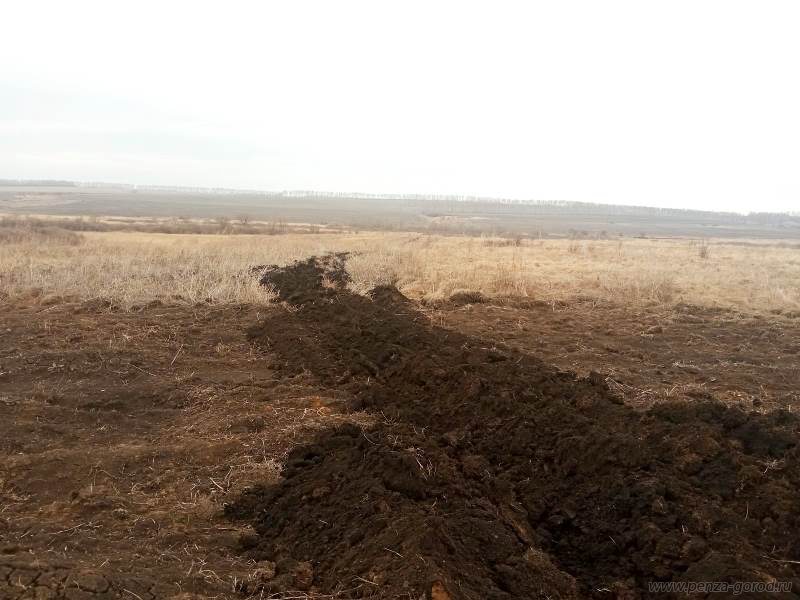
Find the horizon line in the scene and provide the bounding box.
[1,177,797,217]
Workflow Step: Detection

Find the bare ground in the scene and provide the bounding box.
[1,276,798,598]
[0,299,368,599]
[430,298,800,413]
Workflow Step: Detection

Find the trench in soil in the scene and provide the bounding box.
[227,254,800,599]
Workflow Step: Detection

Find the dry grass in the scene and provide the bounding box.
[1,226,799,314]
[0,217,83,246]
[345,235,800,314]
[0,214,345,236]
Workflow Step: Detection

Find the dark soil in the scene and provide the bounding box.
[435,297,800,414]
[230,255,800,599]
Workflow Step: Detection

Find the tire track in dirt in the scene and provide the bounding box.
[228,254,800,599]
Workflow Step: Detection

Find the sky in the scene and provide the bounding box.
[1,1,798,213]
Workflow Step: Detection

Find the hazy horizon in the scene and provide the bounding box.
[4,176,800,217]
[2,1,799,214]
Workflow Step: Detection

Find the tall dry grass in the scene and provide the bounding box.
[1,227,798,314]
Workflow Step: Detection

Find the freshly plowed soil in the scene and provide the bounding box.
[230,255,800,599]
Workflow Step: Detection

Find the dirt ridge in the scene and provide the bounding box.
[228,254,800,599]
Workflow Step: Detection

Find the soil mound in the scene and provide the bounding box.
[229,254,800,599]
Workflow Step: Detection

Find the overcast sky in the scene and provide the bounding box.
[1,1,798,212]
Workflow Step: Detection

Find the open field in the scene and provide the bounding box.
[5,0,800,595]
[2,184,799,239]
[2,220,799,315]
[1,223,799,598]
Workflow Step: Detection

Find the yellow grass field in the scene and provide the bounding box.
[2,224,798,315]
